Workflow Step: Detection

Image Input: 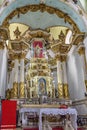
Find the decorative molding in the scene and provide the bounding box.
[72,98,87,106]
[72,33,85,45]
[78,46,85,55]
[55,54,67,62]
[0,26,9,40]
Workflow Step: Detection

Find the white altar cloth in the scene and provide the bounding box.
[39,108,77,130]
[20,107,77,130]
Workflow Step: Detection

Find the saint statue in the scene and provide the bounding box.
[35,44,41,57]
[39,78,46,95]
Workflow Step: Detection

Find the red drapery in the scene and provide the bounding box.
[1,100,17,129]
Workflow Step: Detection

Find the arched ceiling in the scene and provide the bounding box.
[0,0,87,32]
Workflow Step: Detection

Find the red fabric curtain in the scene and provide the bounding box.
[1,100,17,129]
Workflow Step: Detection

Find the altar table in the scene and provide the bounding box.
[20,107,77,130]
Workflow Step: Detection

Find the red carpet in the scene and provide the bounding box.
[52,127,63,130]
[23,128,38,130]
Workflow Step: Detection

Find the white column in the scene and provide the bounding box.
[19,53,25,98]
[78,44,87,91]
[9,68,15,89]
[56,55,63,98]
[20,59,24,82]
[0,45,8,98]
[62,56,69,99]
[13,55,19,98]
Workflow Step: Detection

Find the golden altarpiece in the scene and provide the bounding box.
[26,38,55,101]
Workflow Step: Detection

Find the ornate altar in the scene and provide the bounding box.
[26,38,55,100]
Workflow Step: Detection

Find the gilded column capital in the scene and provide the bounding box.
[61,55,67,62]
[78,46,85,55]
[19,53,26,59]
[55,54,67,62]
[55,55,61,62]
[14,54,19,59]
[0,27,9,41]
[8,61,14,69]
[0,41,5,49]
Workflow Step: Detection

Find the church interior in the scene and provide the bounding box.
[0,0,87,130]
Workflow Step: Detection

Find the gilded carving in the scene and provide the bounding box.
[58,83,64,98]
[6,89,11,99]
[78,46,85,55]
[51,43,71,54]
[0,42,4,49]
[48,58,56,66]
[13,82,18,98]
[63,83,69,99]
[10,40,29,53]
[0,27,9,40]
[55,54,67,62]
[72,33,85,45]
[19,53,26,59]
[10,88,14,98]
[19,82,25,98]
[13,26,21,39]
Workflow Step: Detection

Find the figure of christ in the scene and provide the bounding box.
[35,44,42,58]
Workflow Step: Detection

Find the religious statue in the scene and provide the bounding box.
[35,44,41,57]
[38,78,46,95]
